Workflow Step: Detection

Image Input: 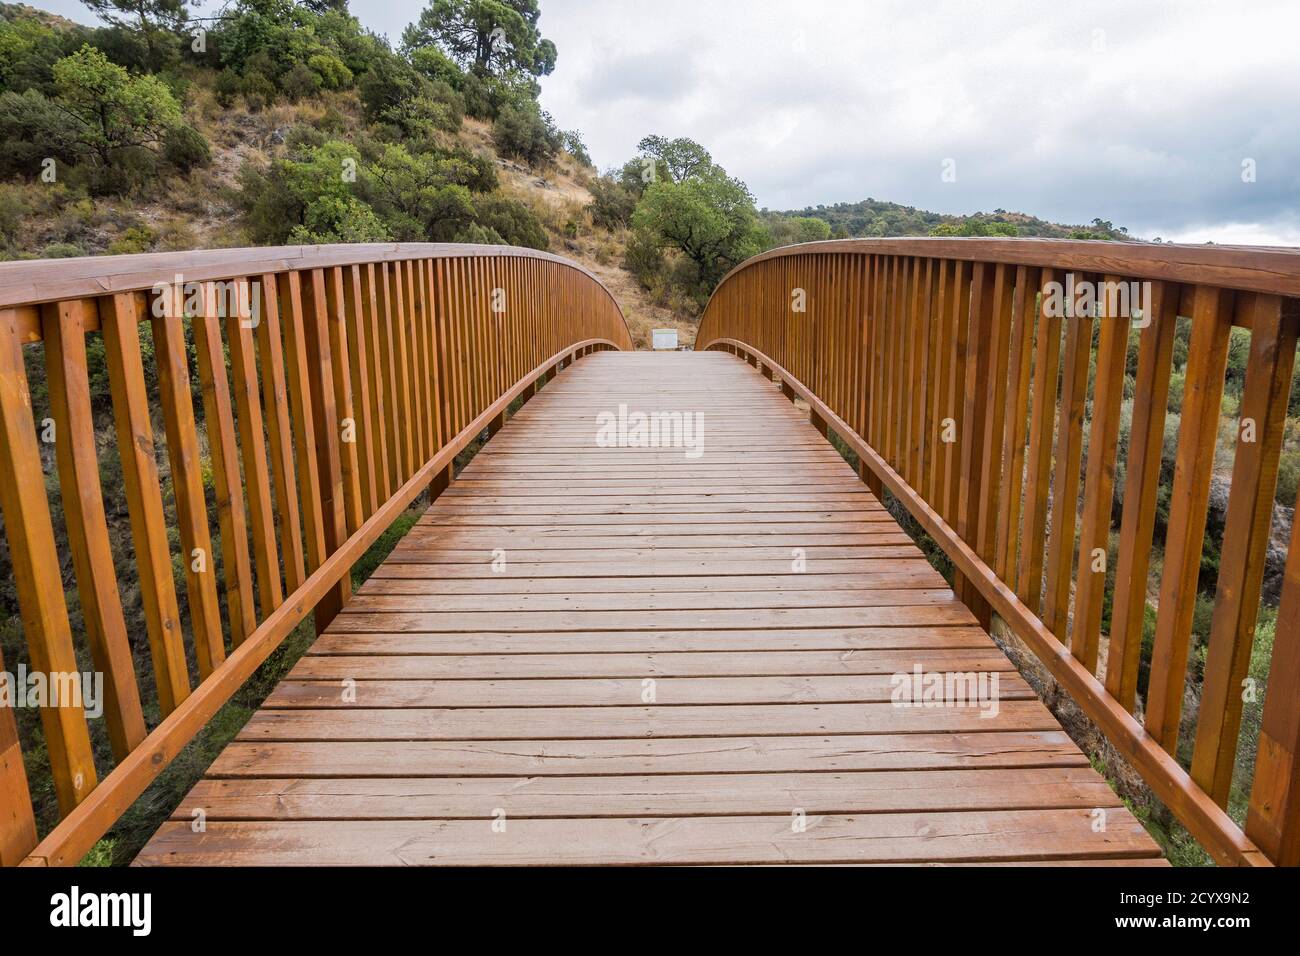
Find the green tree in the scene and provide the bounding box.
[80,0,195,65]
[631,164,766,295]
[50,44,183,169]
[402,0,556,77]
[636,135,712,183]
[764,214,832,247]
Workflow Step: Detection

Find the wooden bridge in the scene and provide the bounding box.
[0,240,1297,866]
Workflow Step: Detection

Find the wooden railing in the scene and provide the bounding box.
[698,237,1300,867]
[0,243,631,866]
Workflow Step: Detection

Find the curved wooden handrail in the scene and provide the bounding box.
[0,243,630,865]
[0,242,630,342]
[709,236,1300,299]
[698,238,1300,867]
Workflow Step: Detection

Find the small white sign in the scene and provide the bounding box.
[652,328,678,350]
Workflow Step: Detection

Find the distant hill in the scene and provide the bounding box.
[765,197,1132,241]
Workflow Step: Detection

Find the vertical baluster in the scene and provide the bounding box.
[995,266,1038,581]
[255,274,307,594]
[955,262,999,626]
[1042,277,1094,639]
[1017,269,1063,612]
[1145,286,1234,753]
[0,309,97,813]
[1248,484,1300,864]
[373,263,404,487]
[359,264,392,502]
[100,293,190,712]
[342,265,379,517]
[296,269,350,628]
[278,271,328,579]
[1106,281,1178,709]
[153,296,225,676]
[942,260,972,525]
[324,267,363,535]
[1071,275,1132,672]
[225,285,283,615]
[43,300,146,760]
[192,284,257,645]
[1193,294,1296,803]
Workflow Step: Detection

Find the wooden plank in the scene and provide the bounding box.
[42,300,146,760]
[136,809,1160,866]
[100,294,191,714]
[266,672,1034,708]
[175,768,1120,820]
[206,731,1090,778]
[239,699,1059,740]
[307,627,995,655]
[0,309,97,813]
[290,649,1014,679]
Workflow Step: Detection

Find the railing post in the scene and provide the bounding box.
[810,410,829,439]
[858,458,884,498]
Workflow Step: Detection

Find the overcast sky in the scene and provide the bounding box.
[42,0,1300,244]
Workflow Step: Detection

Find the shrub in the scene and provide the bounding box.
[214,67,242,108]
[1278,450,1300,508]
[622,229,665,288]
[472,194,548,250]
[107,225,155,255]
[280,62,322,101]
[491,102,560,167]
[241,70,277,111]
[41,241,86,258]
[561,130,593,168]
[307,53,353,90]
[162,125,211,173]
[0,89,78,177]
[588,175,636,230]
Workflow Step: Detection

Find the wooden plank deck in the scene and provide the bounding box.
[136,351,1165,865]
